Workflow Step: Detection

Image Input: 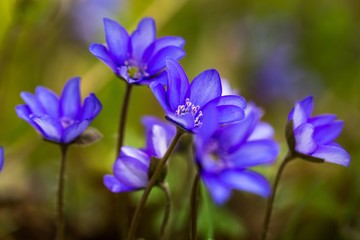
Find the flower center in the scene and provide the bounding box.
[125,60,149,80]
[175,98,203,128]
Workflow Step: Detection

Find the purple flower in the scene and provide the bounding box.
[104,116,176,192]
[150,59,247,133]
[15,77,102,144]
[288,96,350,166]
[89,17,185,85]
[195,104,279,205]
[0,147,4,171]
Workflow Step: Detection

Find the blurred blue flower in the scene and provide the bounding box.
[104,116,176,192]
[150,58,247,133]
[288,96,350,166]
[0,147,3,171]
[89,17,185,85]
[15,77,102,144]
[195,103,279,205]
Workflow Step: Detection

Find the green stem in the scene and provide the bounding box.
[159,182,171,240]
[127,128,185,240]
[261,152,295,240]
[56,144,69,240]
[190,173,200,240]
[116,83,133,239]
[117,83,133,153]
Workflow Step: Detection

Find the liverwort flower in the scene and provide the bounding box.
[151,58,247,134]
[104,116,176,192]
[195,103,279,205]
[15,77,102,144]
[287,96,350,166]
[89,17,185,85]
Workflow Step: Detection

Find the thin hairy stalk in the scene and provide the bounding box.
[117,83,133,153]
[190,173,200,240]
[56,144,69,240]
[159,182,171,240]
[261,152,295,240]
[115,83,133,239]
[127,128,185,240]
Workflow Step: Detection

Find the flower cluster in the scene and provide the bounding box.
[8,16,351,240]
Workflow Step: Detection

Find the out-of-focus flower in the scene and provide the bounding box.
[89,17,185,85]
[0,147,3,171]
[195,104,279,205]
[287,96,350,166]
[104,116,176,192]
[15,77,102,144]
[150,58,246,134]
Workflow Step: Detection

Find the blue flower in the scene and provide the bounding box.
[104,116,176,192]
[15,77,102,144]
[0,147,4,171]
[89,17,185,85]
[195,103,279,205]
[150,58,247,133]
[288,96,350,166]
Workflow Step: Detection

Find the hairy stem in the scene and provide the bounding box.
[56,144,69,240]
[127,128,185,240]
[261,152,295,240]
[190,173,200,240]
[117,83,133,153]
[159,182,171,240]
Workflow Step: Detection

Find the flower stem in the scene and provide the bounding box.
[56,144,69,240]
[127,128,185,240]
[117,83,133,153]
[261,152,295,240]
[190,172,200,240]
[159,182,171,240]
[116,83,133,239]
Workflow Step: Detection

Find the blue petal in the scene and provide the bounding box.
[217,113,256,153]
[229,140,278,168]
[0,147,4,171]
[189,69,222,107]
[20,92,45,115]
[298,96,314,118]
[147,46,185,75]
[89,43,119,75]
[216,105,245,124]
[308,114,337,127]
[248,122,275,141]
[103,174,136,193]
[131,17,156,60]
[166,58,189,110]
[195,101,219,139]
[82,93,102,120]
[135,70,168,85]
[294,123,317,154]
[142,116,176,157]
[104,18,129,65]
[35,86,59,118]
[166,113,195,132]
[290,102,308,129]
[113,155,149,188]
[312,145,350,166]
[201,173,232,205]
[143,36,185,62]
[60,77,81,119]
[220,169,271,198]
[30,115,62,142]
[62,121,89,143]
[16,104,32,121]
[217,95,247,109]
[150,82,172,113]
[313,120,343,145]
[120,146,150,166]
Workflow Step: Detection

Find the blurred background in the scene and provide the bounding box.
[0,0,359,239]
